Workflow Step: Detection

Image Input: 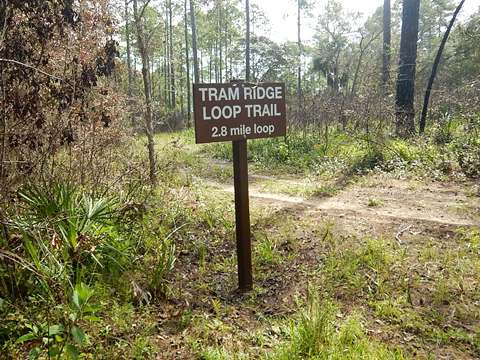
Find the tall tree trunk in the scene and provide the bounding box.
[168,0,176,108]
[184,0,191,127]
[163,28,168,104]
[150,58,155,99]
[395,0,420,138]
[419,0,465,134]
[382,0,391,90]
[351,36,365,99]
[125,0,134,126]
[133,0,156,184]
[245,0,250,81]
[224,11,229,80]
[214,39,218,82]
[165,10,170,106]
[218,1,223,82]
[209,46,212,82]
[189,0,200,83]
[199,49,203,82]
[297,0,302,110]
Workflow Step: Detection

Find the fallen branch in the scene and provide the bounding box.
[395,224,412,245]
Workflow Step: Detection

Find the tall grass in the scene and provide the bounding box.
[271,291,406,360]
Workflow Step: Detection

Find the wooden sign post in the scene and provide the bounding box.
[193,82,287,291]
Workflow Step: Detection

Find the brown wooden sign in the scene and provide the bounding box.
[193,82,287,144]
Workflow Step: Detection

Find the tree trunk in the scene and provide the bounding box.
[199,49,203,82]
[297,0,302,111]
[395,0,420,138]
[209,46,212,82]
[245,0,250,82]
[419,0,465,134]
[382,0,391,90]
[133,0,156,185]
[224,12,229,80]
[125,0,134,126]
[165,10,170,106]
[163,27,168,104]
[184,0,191,127]
[189,0,200,83]
[168,0,176,108]
[218,1,223,82]
[351,36,365,99]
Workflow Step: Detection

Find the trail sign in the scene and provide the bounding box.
[193,82,287,144]
[193,81,287,292]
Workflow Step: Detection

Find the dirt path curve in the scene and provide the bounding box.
[198,161,479,239]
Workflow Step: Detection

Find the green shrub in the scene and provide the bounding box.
[14,282,100,359]
[8,183,122,298]
[456,140,480,178]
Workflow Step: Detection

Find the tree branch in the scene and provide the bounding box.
[139,0,153,20]
[0,58,66,82]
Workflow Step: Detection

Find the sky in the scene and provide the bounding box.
[254,0,480,43]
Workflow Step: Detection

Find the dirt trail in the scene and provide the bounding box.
[200,163,479,238]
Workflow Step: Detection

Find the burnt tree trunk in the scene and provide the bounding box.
[419,0,465,134]
[395,0,420,138]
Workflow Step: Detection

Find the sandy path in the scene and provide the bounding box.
[199,168,479,241]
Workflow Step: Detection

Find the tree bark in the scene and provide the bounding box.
[297,0,302,110]
[419,0,465,134]
[218,1,223,82]
[168,0,176,108]
[163,25,168,103]
[133,0,156,185]
[189,0,200,83]
[351,36,365,99]
[395,0,420,138]
[125,0,134,126]
[164,10,170,106]
[382,0,391,90]
[184,0,191,127]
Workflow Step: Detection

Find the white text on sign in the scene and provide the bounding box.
[199,86,283,102]
[211,124,276,138]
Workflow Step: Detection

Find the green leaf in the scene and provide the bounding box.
[84,315,101,322]
[65,344,80,359]
[16,332,37,344]
[72,290,80,310]
[72,282,95,311]
[48,324,64,336]
[54,334,64,343]
[71,326,86,344]
[83,304,101,313]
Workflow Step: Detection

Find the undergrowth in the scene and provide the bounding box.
[198,116,480,180]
